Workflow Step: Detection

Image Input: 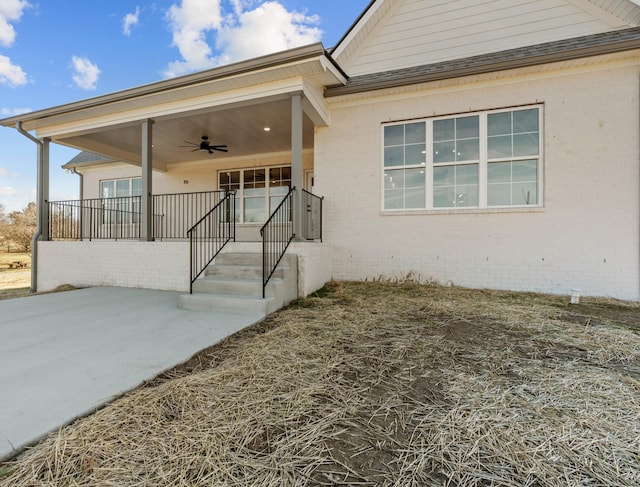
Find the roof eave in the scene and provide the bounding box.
[326,30,640,97]
[0,43,327,129]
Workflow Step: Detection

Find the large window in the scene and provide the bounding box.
[383,106,542,210]
[100,177,142,223]
[219,166,291,224]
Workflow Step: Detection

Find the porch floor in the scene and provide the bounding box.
[0,287,264,462]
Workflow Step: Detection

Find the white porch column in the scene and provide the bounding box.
[291,94,303,240]
[141,119,154,241]
[39,137,50,241]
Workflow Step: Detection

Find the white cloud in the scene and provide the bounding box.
[71,55,101,90]
[0,0,29,47]
[0,106,31,116]
[0,54,27,86]
[163,0,321,78]
[0,168,18,177]
[216,2,321,65]
[0,186,18,196]
[164,0,223,77]
[123,6,140,36]
[0,186,35,213]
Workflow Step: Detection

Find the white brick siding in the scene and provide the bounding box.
[38,241,189,292]
[316,60,640,300]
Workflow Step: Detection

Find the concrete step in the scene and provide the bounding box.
[215,252,263,266]
[205,264,285,279]
[178,292,283,316]
[192,276,282,297]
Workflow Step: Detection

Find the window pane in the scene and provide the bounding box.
[406,144,426,165]
[244,187,265,197]
[512,160,537,182]
[513,108,538,134]
[513,133,539,157]
[488,162,511,183]
[513,182,537,205]
[384,169,404,190]
[131,178,142,196]
[220,170,241,191]
[433,141,455,163]
[405,187,425,209]
[456,184,478,207]
[488,112,511,136]
[116,179,130,197]
[488,135,512,159]
[384,146,404,167]
[270,186,289,196]
[433,186,454,208]
[384,168,425,209]
[456,164,478,185]
[101,181,114,198]
[405,168,425,188]
[384,189,404,209]
[244,197,265,222]
[384,125,404,146]
[405,122,426,144]
[433,118,454,142]
[488,183,511,206]
[456,138,479,161]
[456,116,479,139]
[433,166,454,186]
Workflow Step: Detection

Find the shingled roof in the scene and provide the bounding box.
[62,151,115,169]
[326,26,640,97]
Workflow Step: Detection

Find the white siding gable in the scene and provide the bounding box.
[334,0,640,76]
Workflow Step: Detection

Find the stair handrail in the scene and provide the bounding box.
[187,191,236,293]
[260,187,295,298]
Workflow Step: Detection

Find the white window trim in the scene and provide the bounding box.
[381,105,544,213]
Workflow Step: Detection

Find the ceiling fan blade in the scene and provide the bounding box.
[191,148,200,152]
[210,145,228,149]
[214,148,228,152]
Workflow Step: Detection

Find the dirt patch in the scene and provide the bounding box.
[2,281,639,486]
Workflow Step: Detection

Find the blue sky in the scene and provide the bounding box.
[0,0,370,212]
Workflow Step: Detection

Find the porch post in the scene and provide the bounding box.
[141,119,154,241]
[40,137,50,241]
[291,93,303,240]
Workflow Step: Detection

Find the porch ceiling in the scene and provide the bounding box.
[58,97,315,170]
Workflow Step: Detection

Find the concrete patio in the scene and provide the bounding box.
[0,287,264,462]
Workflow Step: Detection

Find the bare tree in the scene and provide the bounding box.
[4,202,37,255]
[0,203,8,248]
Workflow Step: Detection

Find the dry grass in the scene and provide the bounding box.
[1,281,640,486]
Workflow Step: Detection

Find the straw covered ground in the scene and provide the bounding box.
[1,281,640,486]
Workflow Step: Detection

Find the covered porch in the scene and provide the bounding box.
[1,44,342,297]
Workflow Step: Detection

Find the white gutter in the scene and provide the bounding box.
[15,121,42,294]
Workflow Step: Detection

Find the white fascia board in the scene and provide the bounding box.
[35,77,309,139]
[331,0,386,61]
[302,79,331,127]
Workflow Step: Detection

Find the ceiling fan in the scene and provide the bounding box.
[181,136,228,154]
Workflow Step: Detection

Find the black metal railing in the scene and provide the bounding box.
[153,190,225,240]
[260,187,294,298]
[48,191,224,241]
[301,189,323,241]
[49,196,145,240]
[187,192,236,293]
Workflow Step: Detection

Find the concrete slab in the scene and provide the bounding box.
[0,287,264,461]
